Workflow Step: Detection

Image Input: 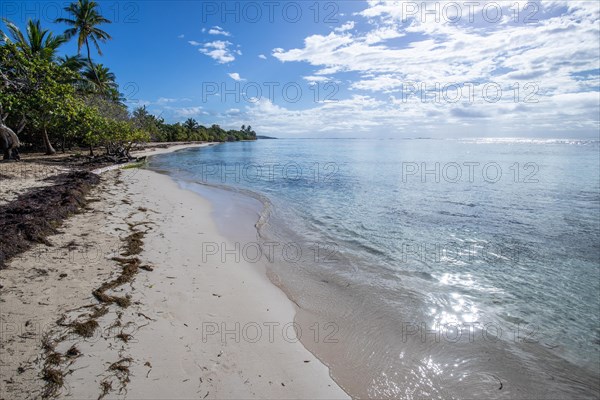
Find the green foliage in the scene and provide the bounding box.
[1,43,80,152]
[0,42,145,155]
[82,63,119,100]
[1,5,256,159]
[0,18,67,61]
[144,117,257,143]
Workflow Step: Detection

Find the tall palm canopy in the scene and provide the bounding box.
[58,54,87,72]
[55,0,112,74]
[82,63,121,102]
[0,18,67,60]
[82,63,117,91]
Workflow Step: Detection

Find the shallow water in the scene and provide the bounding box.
[150,138,600,398]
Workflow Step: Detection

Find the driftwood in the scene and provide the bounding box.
[0,123,20,160]
[0,104,24,161]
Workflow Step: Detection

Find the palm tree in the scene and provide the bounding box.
[82,63,123,103]
[82,63,117,92]
[184,118,199,131]
[58,54,86,72]
[55,0,112,82]
[0,18,67,60]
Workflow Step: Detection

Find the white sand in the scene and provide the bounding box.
[91,142,215,175]
[109,170,347,398]
[0,154,349,399]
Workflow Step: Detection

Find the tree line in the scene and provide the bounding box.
[0,0,256,160]
[131,107,257,143]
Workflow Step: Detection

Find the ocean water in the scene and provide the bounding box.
[149,138,600,399]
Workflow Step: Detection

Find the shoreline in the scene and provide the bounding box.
[0,143,349,399]
[145,142,600,399]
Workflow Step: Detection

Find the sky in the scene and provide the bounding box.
[2,0,600,138]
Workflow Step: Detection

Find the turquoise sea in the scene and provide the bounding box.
[150,138,600,399]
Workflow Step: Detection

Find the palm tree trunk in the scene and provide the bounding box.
[42,126,56,155]
[85,38,100,84]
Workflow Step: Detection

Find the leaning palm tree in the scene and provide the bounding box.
[58,54,86,72]
[82,62,117,93]
[82,63,123,103]
[55,0,112,82]
[0,18,67,60]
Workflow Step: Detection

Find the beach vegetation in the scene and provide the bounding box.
[0,1,256,161]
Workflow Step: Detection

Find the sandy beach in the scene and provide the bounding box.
[0,146,349,399]
[2,1,598,397]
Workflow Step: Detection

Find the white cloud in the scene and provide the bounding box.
[218,1,599,137]
[228,72,245,81]
[130,99,151,107]
[275,2,599,86]
[303,75,331,82]
[199,40,236,64]
[188,40,201,46]
[350,75,405,92]
[135,98,193,108]
[208,26,231,36]
[168,1,599,136]
[218,87,597,137]
[177,34,185,39]
[273,32,354,65]
[335,21,355,33]
[272,2,599,121]
[156,97,179,104]
[364,25,404,44]
[173,106,204,118]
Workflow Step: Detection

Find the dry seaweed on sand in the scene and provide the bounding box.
[92,227,150,306]
[90,305,109,319]
[98,357,133,398]
[41,368,64,398]
[92,257,141,308]
[116,332,132,342]
[45,352,62,366]
[98,380,113,400]
[120,231,145,256]
[66,345,80,358]
[70,319,99,338]
[109,357,133,373]
[0,171,100,268]
[40,334,66,399]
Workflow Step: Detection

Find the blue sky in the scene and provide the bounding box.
[2,0,599,138]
